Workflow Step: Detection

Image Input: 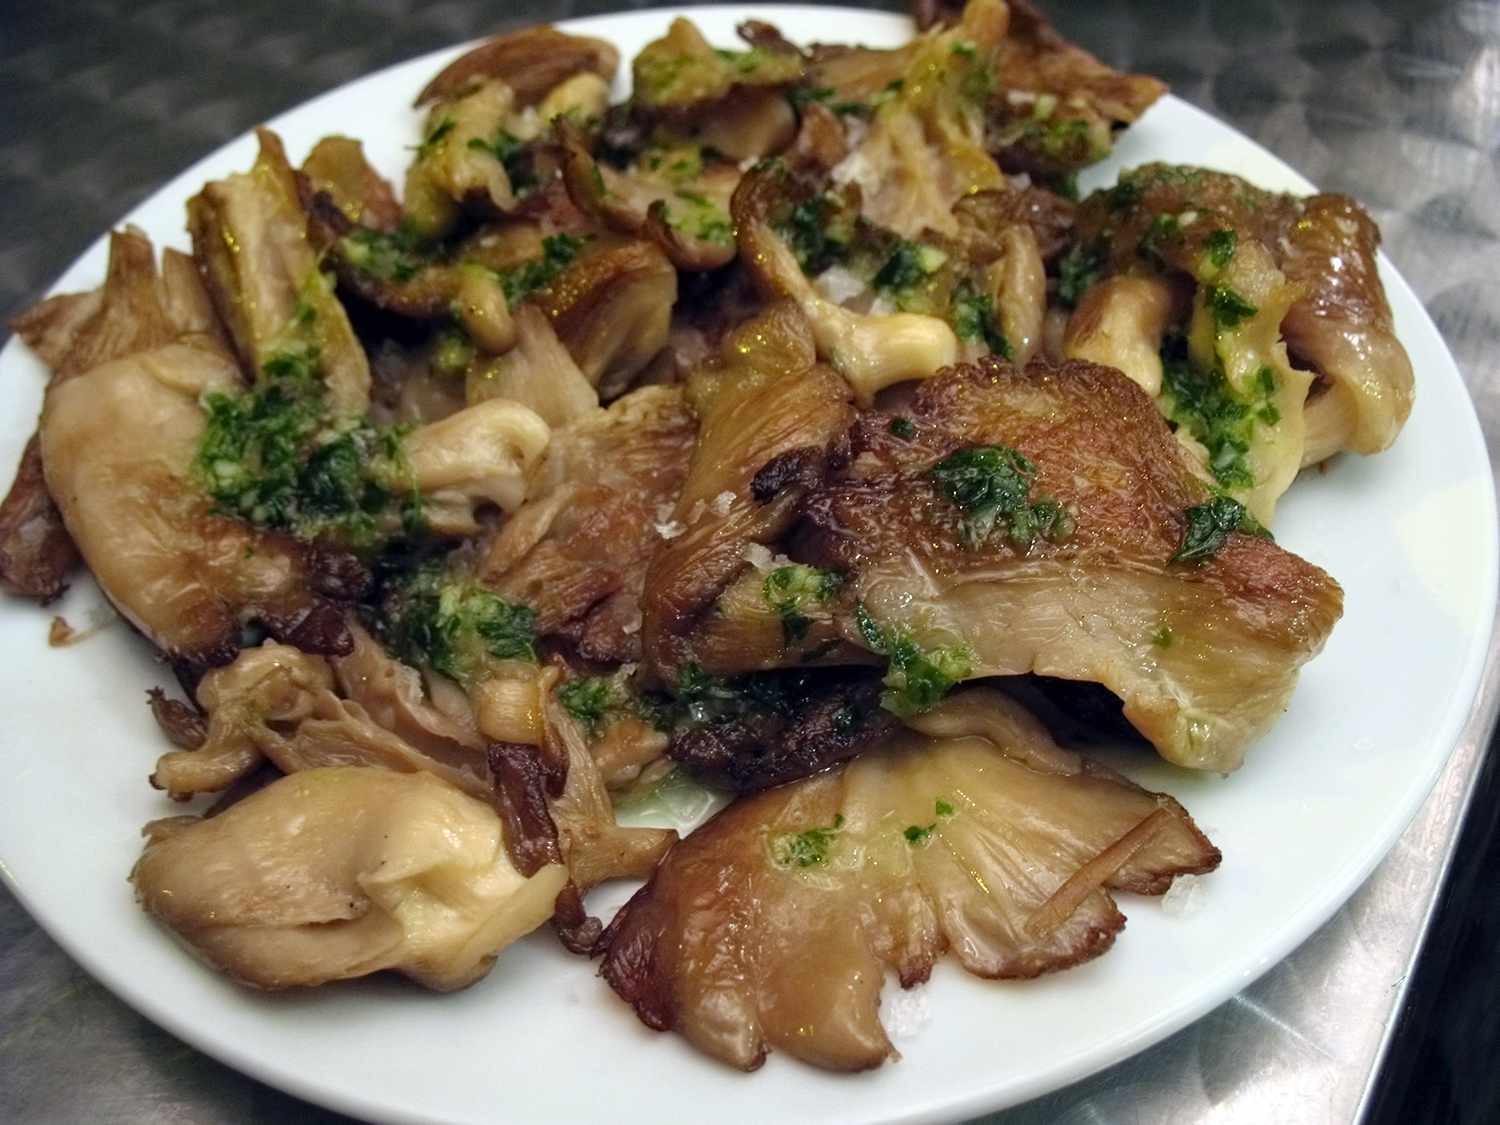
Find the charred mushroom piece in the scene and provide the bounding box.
[979,0,1166,181]
[556,119,737,272]
[415,25,620,108]
[37,234,364,667]
[794,357,1343,772]
[537,236,678,399]
[0,435,78,602]
[404,81,524,239]
[188,129,371,419]
[402,398,552,536]
[481,385,697,664]
[640,303,856,684]
[300,136,402,231]
[599,688,1220,1072]
[631,18,802,162]
[132,766,567,991]
[668,668,894,792]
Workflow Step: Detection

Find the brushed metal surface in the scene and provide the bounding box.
[1,2,1497,1122]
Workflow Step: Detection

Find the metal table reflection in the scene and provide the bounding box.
[1,2,1497,1122]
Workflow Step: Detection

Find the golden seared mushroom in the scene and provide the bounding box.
[150,644,334,800]
[630,17,802,162]
[825,0,1009,239]
[599,688,1220,1072]
[0,435,77,603]
[404,80,525,238]
[556,118,738,272]
[132,766,567,991]
[792,357,1343,773]
[300,136,403,231]
[188,129,371,419]
[465,304,597,427]
[640,303,857,684]
[1069,164,1412,514]
[37,233,367,667]
[415,25,619,109]
[978,0,1165,183]
[536,236,678,399]
[481,385,697,663]
[1063,274,1180,397]
[1277,194,1414,461]
[732,165,959,405]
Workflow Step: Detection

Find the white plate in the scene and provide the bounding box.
[0,6,1494,1124]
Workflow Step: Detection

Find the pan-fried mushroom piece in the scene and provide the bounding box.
[415,25,619,108]
[300,136,402,231]
[465,305,597,427]
[188,129,371,418]
[1063,274,1180,397]
[557,119,737,272]
[150,643,336,799]
[537,236,678,398]
[827,0,1008,239]
[0,435,77,602]
[668,667,894,792]
[979,0,1165,182]
[481,385,697,663]
[402,398,551,536]
[732,166,959,405]
[631,18,802,162]
[640,303,856,684]
[599,688,1219,1072]
[132,766,567,991]
[404,81,525,239]
[38,235,366,666]
[792,358,1343,772]
[1071,165,1413,466]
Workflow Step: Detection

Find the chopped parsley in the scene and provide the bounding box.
[495,233,586,306]
[872,240,946,299]
[950,282,1011,358]
[340,227,429,283]
[193,343,420,549]
[763,564,842,644]
[558,676,618,738]
[1207,284,1258,331]
[780,192,856,276]
[854,603,972,718]
[1171,496,1270,564]
[381,565,536,686]
[1150,625,1174,649]
[889,416,918,440]
[929,445,1073,551]
[1137,212,1181,265]
[771,814,844,869]
[667,190,733,245]
[1159,344,1281,491]
[1206,228,1237,270]
[1057,241,1105,307]
[415,118,455,161]
[903,798,957,845]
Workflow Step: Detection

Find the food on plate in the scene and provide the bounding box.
[599,688,1219,1070]
[2,0,1412,1075]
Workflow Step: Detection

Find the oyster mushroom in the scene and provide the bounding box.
[188,129,371,419]
[792,357,1343,773]
[415,25,619,109]
[639,302,856,684]
[37,233,365,667]
[599,687,1219,1072]
[132,765,566,991]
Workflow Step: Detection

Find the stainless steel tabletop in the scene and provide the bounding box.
[2,2,1498,1122]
